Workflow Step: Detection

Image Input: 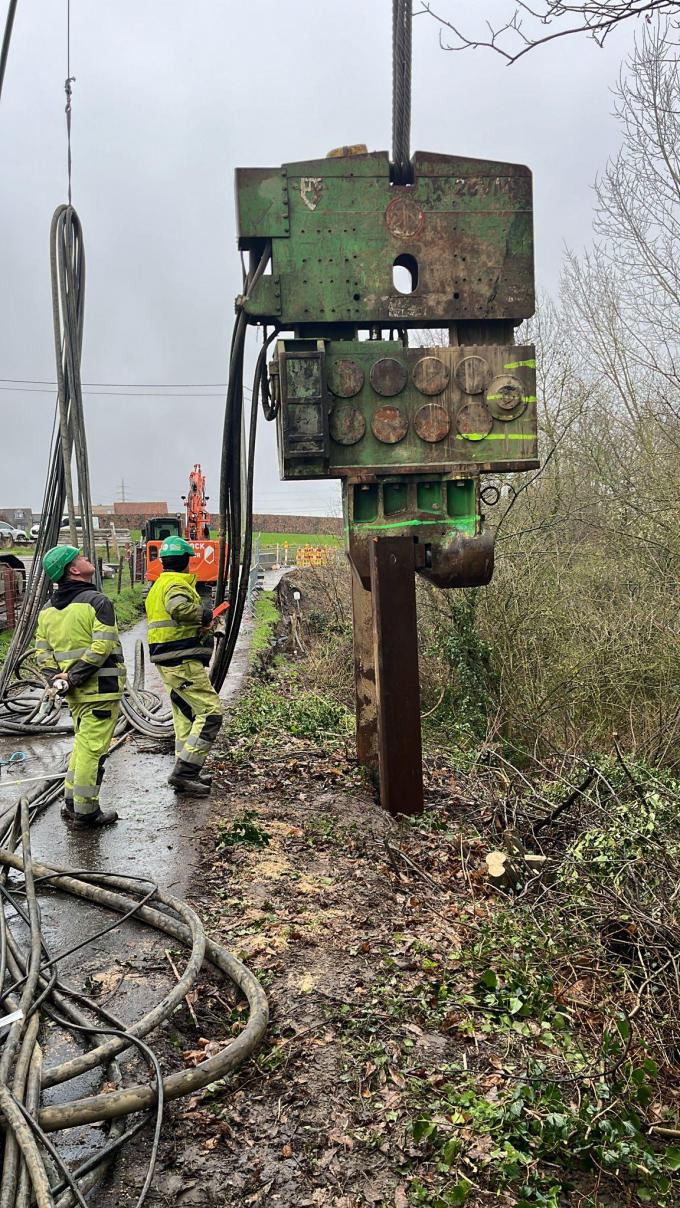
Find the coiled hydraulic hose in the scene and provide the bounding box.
[0,847,268,1122]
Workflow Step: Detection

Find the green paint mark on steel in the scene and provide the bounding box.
[487,393,537,402]
[455,433,537,441]
[348,516,478,534]
[503,358,536,369]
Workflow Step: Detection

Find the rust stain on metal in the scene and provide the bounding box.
[370,357,408,397]
[385,195,425,239]
[454,355,491,396]
[456,400,493,440]
[412,356,449,396]
[414,403,450,443]
[328,358,364,398]
[371,406,409,444]
[330,403,366,446]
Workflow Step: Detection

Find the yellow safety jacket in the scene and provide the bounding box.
[35,581,126,703]
[145,571,214,667]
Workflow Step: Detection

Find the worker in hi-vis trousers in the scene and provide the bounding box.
[145,535,223,797]
[36,546,126,828]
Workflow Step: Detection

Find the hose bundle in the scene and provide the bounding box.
[211,243,276,691]
[0,206,171,740]
[0,789,268,1207]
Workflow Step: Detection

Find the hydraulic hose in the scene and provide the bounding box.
[211,242,274,691]
[0,848,268,1131]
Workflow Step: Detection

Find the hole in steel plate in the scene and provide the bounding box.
[392,253,419,294]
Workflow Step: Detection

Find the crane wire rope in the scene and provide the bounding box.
[0,0,18,105]
[392,0,413,184]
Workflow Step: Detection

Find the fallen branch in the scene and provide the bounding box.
[165,949,199,1027]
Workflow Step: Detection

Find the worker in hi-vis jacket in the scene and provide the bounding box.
[144,535,223,796]
[36,545,125,828]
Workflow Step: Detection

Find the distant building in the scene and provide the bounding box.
[113,502,168,517]
[0,507,33,529]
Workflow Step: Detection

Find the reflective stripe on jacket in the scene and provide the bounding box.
[35,582,126,703]
[145,571,213,666]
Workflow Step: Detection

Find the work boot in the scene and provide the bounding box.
[199,769,212,786]
[167,758,211,797]
[168,771,210,797]
[64,806,119,828]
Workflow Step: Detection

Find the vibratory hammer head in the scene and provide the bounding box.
[234,149,534,330]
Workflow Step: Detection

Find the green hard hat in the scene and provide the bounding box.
[43,545,80,583]
[159,535,195,559]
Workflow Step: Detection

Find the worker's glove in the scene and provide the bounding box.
[50,676,70,696]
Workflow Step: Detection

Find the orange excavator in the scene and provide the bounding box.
[144,464,223,590]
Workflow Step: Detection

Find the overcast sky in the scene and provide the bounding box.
[0,1,635,517]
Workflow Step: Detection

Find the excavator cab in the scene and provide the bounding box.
[144,509,222,588]
[145,516,183,543]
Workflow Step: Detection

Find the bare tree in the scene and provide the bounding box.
[593,20,680,395]
[416,0,679,62]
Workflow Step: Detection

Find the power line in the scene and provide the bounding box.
[0,385,251,398]
[0,378,229,387]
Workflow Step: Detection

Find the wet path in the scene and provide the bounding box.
[0,572,283,1185]
[0,603,255,893]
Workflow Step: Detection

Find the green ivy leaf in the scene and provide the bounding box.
[413,1117,437,1144]
[447,1178,472,1206]
[665,1147,680,1171]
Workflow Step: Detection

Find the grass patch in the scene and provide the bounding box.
[249,591,280,666]
[0,630,12,667]
[222,671,354,762]
[255,531,341,548]
[102,582,146,630]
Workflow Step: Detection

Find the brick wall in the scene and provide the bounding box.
[107,511,180,531]
[253,514,342,536]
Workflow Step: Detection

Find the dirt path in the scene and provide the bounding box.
[104,726,486,1208]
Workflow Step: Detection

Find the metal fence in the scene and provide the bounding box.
[0,566,24,631]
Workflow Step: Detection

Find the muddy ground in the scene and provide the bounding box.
[108,738,474,1208]
[6,573,676,1207]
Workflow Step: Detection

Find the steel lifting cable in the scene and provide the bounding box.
[0,0,18,106]
[50,205,97,570]
[392,0,413,184]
